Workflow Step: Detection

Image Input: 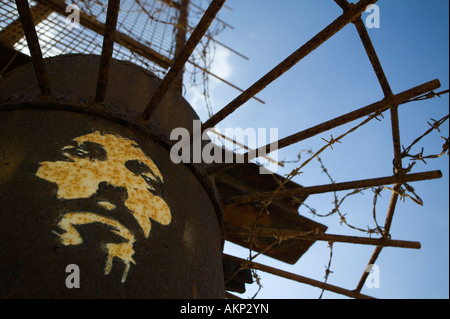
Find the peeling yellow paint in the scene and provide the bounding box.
[36,131,172,282]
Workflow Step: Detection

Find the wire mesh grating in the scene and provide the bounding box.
[0,0,184,76]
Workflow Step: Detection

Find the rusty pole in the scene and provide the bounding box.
[139,0,227,123]
[14,0,51,96]
[95,0,121,104]
[225,170,442,205]
[222,254,376,299]
[225,225,422,249]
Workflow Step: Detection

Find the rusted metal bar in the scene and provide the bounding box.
[334,0,407,294]
[355,245,382,292]
[139,0,226,123]
[338,0,406,292]
[353,5,404,235]
[225,225,421,249]
[15,0,51,96]
[95,0,121,104]
[384,192,402,237]
[172,0,190,95]
[202,0,378,130]
[222,254,376,299]
[352,13,404,174]
[353,20,393,96]
[355,191,400,293]
[338,0,403,175]
[36,0,172,69]
[224,170,442,205]
[353,11,404,172]
[207,79,441,174]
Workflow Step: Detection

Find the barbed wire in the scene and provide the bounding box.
[401,115,449,166]
[230,100,448,298]
[319,242,334,299]
[234,112,384,298]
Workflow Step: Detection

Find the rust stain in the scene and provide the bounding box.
[35,131,172,282]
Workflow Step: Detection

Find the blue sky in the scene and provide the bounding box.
[186,0,449,299]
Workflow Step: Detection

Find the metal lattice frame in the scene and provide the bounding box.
[3,0,448,299]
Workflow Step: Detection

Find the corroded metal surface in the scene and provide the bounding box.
[0,53,225,241]
[0,55,198,138]
[0,110,224,298]
[0,55,224,298]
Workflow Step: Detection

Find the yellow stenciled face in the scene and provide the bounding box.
[36,131,172,282]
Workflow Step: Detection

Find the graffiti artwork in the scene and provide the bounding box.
[35,131,172,283]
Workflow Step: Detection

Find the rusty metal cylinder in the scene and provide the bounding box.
[0,55,224,298]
